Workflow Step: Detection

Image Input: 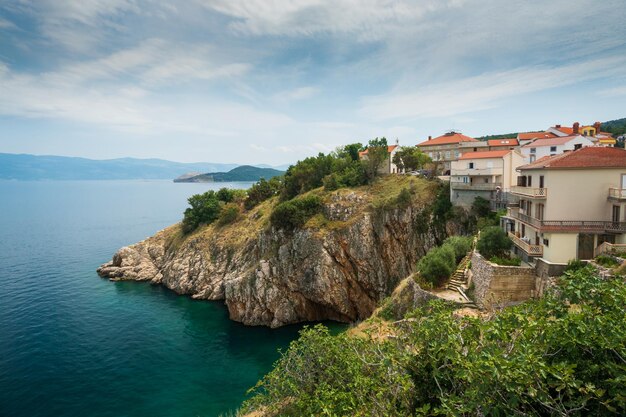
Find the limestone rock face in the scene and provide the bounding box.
[98,191,441,327]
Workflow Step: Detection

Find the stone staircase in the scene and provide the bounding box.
[446,255,478,309]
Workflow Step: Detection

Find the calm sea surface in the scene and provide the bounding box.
[0,180,340,417]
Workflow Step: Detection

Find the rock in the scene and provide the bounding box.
[97,190,443,327]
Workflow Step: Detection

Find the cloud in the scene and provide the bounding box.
[359,56,626,121]
[272,86,319,102]
[598,86,626,98]
[0,16,17,29]
[201,0,461,39]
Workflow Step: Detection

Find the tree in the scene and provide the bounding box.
[392,146,431,172]
[363,137,389,180]
[477,226,512,258]
[181,191,222,234]
[471,196,491,218]
[417,245,456,286]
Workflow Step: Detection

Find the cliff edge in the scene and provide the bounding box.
[98,176,449,327]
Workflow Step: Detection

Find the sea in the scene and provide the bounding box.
[0,180,340,417]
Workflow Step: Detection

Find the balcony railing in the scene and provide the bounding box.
[509,210,626,233]
[508,232,543,256]
[511,186,547,198]
[608,188,626,200]
[450,181,502,191]
[594,242,626,257]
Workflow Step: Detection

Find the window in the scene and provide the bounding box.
[468,162,474,169]
[574,144,582,150]
[487,161,493,168]
[454,150,459,159]
[550,146,557,152]
[530,148,536,154]
[530,155,536,163]
[543,238,549,247]
[539,175,544,188]
[445,151,451,160]
[484,178,489,183]
[527,175,532,187]
[613,205,621,223]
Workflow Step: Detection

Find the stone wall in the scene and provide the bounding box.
[469,251,537,307]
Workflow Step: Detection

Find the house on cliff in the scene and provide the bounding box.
[358,143,400,174]
[417,131,478,175]
[502,146,626,275]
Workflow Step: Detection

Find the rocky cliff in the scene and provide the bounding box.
[98,177,448,327]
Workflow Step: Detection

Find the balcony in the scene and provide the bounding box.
[608,188,626,201]
[509,210,626,233]
[511,186,547,198]
[450,181,502,191]
[508,232,543,256]
[452,167,501,176]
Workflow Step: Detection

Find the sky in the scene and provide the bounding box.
[1,0,625,165]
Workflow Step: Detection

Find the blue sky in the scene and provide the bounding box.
[1,0,625,165]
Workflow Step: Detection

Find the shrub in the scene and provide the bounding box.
[595,254,619,268]
[489,256,521,266]
[216,187,236,203]
[181,191,222,234]
[477,226,512,259]
[270,195,323,230]
[217,203,240,226]
[244,178,281,209]
[417,244,456,286]
[395,187,412,208]
[471,196,491,218]
[564,259,586,273]
[443,236,473,262]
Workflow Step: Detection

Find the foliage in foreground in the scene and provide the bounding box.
[243,267,626,416]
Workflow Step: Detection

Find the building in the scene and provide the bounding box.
[450,149,525,209]
[547,121,616,146]
[358,144,400,174]
[520,135,595,163]
[502,147,626,273]
[517,131,557,147]
[417,132,478,175]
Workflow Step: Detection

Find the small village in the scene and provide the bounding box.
[360,122,626,308]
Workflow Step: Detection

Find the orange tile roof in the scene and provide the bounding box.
[417,132,477,147]
[554,126,574,135]
[459,150,511,160]
[522,135,584,148]
[517,131,557,140]
[487,138,519,147]
[358,145,398,156]
[519,146,626,170]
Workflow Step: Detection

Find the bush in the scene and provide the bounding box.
[217,203,240,226]
[244,178,281,209]
[477,226,512,258]
[417,244,456,286]
[443,236,472,262]
[564,259,586,273]
[181,191,222,234]
[395,187,412,208]
[471,196,491,218]
[595,254,619,268]
[489,256,521,266]
[270,195,323,230]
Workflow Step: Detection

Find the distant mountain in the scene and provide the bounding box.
[601,118,626,137]
[0,153,288,180]
[174,165,284,183]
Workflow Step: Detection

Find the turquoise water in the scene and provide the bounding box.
[0,180,340,417]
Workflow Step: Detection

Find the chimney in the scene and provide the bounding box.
[428,135,432,141]
[555,124,561,128]
[573,122,579,134]
[593,121,601,133]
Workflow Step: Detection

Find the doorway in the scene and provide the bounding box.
[577,234,595,260]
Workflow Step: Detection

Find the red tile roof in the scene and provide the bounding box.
[554,126,574,135]
[358,145,398,156]
[519,146,626,170]
[459,150,511,160]
[488,138,519,147]
[517,131,557,140]
[522,135,585,148]
[417,132,477,147]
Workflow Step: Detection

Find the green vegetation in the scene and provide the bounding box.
[244,177,282,210]
[601,117,626,137]
[217,203,240,226]
[417,236,472,286]
[244,267,626,416]
[270,195,323,230]
[564,259,587,273]
[595,254,620,268]
[181,187,246,233]
[477,226,512,259]
[489,255,521,266]
[392,146,431,172]
[362,137,390,180]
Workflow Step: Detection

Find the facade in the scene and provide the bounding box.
[520,135,595,163]
[502,147,626,267]
[450,149,525,209]
[417,132,478,175]
[547,121,616,146]
[358,144,400,174]
[517,131,557,147]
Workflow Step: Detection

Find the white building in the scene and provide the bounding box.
[521,135,595,163]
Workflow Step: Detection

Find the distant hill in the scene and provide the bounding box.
[174,165,284,183]
[601,118,626,137]
[0,153,290,180]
